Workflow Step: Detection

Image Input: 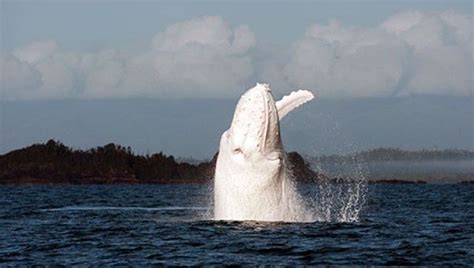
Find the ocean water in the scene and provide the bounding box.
[0,184,473,265]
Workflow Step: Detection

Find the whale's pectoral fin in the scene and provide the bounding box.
[276,90,315,120]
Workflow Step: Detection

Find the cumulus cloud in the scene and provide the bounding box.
[281,10,473,97]
[1,11,472,99]
[149,17,256,97]
[1,16,256,99]
[0,54,42,99]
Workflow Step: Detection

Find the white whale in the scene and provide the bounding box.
[214,83,315,222]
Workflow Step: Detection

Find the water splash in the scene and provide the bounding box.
[211,155,366,223]
[306,154,368,223]
[279,111,368,222]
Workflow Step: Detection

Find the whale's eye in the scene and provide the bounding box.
[233,148,243,154]
[266,151,283,161]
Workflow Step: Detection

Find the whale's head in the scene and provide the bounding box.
[214,83,315,221]
[217,83,284,182]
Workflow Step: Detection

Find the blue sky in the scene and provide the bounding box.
[2,0,472,50]
[1,1,473,156]
[1,0,472,99]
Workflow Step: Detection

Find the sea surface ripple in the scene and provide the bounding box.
[0,184,473,265]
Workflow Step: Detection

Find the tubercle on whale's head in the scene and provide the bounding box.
[223,83,284,163]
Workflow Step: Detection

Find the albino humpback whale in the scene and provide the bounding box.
[214,83,315,222]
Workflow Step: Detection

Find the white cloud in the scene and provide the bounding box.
[1,11,472,100]
[1,16,256,100]
[5,40,82,99]
[12,40,59,64]
[383,11,473,96]
[281,10,473,97]
[149,16,256,97]
[0,55,42,99]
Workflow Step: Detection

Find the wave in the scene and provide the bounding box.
[40,206,209,212]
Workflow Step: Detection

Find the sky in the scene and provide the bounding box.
[2,1,470,49]
[0,0,473,157]
[2,96,472,158]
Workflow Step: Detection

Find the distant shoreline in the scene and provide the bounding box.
[1,140,473,185]
[2,180,473,186]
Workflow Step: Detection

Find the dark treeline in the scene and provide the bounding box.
[1,140,472,185]
[0,140,213,184]
[0,140,318,185]
[312,147,474,163]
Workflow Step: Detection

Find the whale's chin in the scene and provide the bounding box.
[214,161,293,222]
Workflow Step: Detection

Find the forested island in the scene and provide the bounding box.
[0,140,319,185]
[0,140,473,185]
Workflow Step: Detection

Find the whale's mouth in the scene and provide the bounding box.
[228,83,282,158]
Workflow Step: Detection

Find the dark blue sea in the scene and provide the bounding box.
[0,184,473,265]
